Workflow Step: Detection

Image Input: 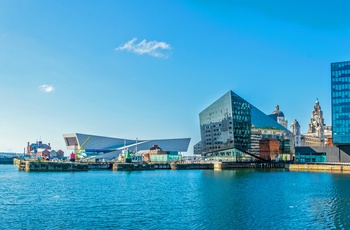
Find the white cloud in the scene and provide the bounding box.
[116,38,171,58]
[39,84,55,93]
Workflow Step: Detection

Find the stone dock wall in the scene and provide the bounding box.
[170,163,213,170]
[18,161,350,173]
[287,163,350,172]
[113,163,170,171]
[17,160,89,172]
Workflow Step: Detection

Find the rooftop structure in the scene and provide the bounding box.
[269,105,288,128]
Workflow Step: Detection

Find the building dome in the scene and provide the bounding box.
[291,119,300,126]
[271,104,285,117]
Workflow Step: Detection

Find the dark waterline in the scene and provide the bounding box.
[1,165,350,229]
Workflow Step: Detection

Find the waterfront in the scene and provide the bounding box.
[1,165,350,229]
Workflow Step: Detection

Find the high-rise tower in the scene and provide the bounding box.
[331,61,350,145]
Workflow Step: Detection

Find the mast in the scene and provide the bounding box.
[136,138,138,154]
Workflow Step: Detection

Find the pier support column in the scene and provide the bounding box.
[214,162,222,171]
[25,161,31,172]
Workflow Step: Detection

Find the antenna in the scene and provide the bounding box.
[136,138,138,153]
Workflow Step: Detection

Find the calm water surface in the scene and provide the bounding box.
[1,165,350,229]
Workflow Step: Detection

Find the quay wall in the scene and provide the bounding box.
[18,161,350,173]
[170,163,213,170]
[19,161,88,172]
[0,157,16,164]
[214,162,286,170]
[287,164,350,172]
[88,163,113,170]
[113,163,170,171]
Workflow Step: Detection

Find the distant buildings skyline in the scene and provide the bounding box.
[294,60,350,163]
[1,1,348,154]
[194,59,350,161]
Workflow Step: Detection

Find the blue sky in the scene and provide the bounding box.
[1,0,350,153]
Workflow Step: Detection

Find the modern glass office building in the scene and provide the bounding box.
[331,61,350,145]
[197,91,293,161]
[199,91,251,153]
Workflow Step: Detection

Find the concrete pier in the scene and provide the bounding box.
[171,163,213,170]
[18,160,350,173]
[18,160,88,172]
[213,162,286,170]
[286,163,350,172]
[87,162,113,170]
[113,163,165,171]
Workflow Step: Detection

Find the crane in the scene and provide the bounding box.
[75,136,91,161]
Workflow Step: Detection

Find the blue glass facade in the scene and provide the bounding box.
[331,61,350,145]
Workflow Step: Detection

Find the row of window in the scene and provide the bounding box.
[332,71,350,77]
[332,84,350,90]
[332,100,350,106]
[331,62,350,69]
[203,122,232,130]
[332,92,350,98]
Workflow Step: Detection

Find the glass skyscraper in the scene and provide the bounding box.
[331,61,350,145]
[197,90,293,161]
[199,91,251,153]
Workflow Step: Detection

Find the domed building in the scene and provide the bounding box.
[268,105,288,128]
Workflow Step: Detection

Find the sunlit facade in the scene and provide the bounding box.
[196,91,293,161]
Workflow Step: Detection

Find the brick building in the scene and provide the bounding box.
[259,138,280,161]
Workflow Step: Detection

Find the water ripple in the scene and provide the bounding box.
[1,166,350,229]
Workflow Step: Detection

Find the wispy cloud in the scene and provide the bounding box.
[116,38,171,58]
[38,84,55,93]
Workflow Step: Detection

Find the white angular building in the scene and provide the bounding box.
[63,133,190,160]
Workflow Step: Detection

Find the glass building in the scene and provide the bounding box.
[197,91,293,161]
[199,91,251,153]
[331,61,350,145]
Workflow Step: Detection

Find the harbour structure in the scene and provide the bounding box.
[194,90,293,161]
[117,145,182,163]
[63,133,190,161]
[148,144,182,162]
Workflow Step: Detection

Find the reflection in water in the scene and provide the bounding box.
[1,165,350,229]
